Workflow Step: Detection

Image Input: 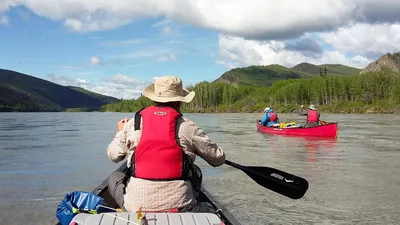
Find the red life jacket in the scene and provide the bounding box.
[268,112,278,122]
[307,110,319,122]
[132,106,190,180]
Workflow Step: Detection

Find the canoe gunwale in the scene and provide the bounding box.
[58,162,242,225]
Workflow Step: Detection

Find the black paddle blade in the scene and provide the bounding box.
[246,166,309,199]
[225,160,308,199]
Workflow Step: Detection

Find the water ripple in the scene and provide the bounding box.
[0,112,399,225]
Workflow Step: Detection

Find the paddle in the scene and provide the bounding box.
[224,160,309,199]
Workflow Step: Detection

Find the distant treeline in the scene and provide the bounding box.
[101,71,400,114]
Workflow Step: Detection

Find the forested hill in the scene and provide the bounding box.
[292,63,361,76]
[67,86,120,104]
[213,64,311,87]
[0,69,120,112]
[214,63,361,87]
[102,71,400,114]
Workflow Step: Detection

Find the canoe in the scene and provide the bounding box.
[63,163,242,225]
[256,120,338,138]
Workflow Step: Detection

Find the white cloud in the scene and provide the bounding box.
[0,1,16,13]
[47,74,92,88]
[215,21,400,70]
[320,23,400,58]
[90,85,143,99]
[2,1,400,73]
[103,73,143,86]
[2,0,400,39]
[96,74,148,99]
[216,34,373,69]
[89,56,102,66]
[47,73,150,99]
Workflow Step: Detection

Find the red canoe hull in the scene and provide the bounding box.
[256,121,338,138]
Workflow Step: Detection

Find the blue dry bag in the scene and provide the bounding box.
[56,191,105,225]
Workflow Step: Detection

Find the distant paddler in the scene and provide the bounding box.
[260,107,280,127]
[299,104,321,128]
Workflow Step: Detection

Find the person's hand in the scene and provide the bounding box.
[301,105,304,108]
[117,118,129,132]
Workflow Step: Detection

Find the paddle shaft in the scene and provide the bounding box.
[224,160,247,171]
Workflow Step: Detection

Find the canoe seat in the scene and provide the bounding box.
[71,212,224,225]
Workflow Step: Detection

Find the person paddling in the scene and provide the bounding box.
[106,76,225,213]
[299,104,320,128]
[260,107,279,127]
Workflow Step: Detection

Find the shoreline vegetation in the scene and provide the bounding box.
[99,71,400,114]
[1,70,400,114]
[97,103,400,114]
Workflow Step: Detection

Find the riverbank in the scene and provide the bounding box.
[182,103,400,114]
[3,108,399,114]
[3,102,400,114]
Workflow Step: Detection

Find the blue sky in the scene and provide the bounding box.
[1,1,400,98]
[1,7,227,98]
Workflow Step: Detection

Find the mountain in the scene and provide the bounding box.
[0,83,62,112]
[292,63,361,76]
[213,63,360,87]
[213,64,312,87]
[67,86,120,104]
[0,69,120,112]
[361,52,400,74]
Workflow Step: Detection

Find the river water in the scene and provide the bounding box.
[0,112,399,224]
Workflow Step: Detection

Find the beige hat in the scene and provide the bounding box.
[264,107,270,112]
[142,76,195,103]
[308,104,317,110]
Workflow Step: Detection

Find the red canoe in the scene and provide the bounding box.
[256,121,338,138]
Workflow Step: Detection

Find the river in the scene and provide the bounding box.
[0,112,399,224]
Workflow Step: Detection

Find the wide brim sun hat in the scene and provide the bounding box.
[142,76,195,103]
[308,104,317,110]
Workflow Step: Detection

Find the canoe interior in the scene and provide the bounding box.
[58,162,241,225]
[72,211,225,225]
